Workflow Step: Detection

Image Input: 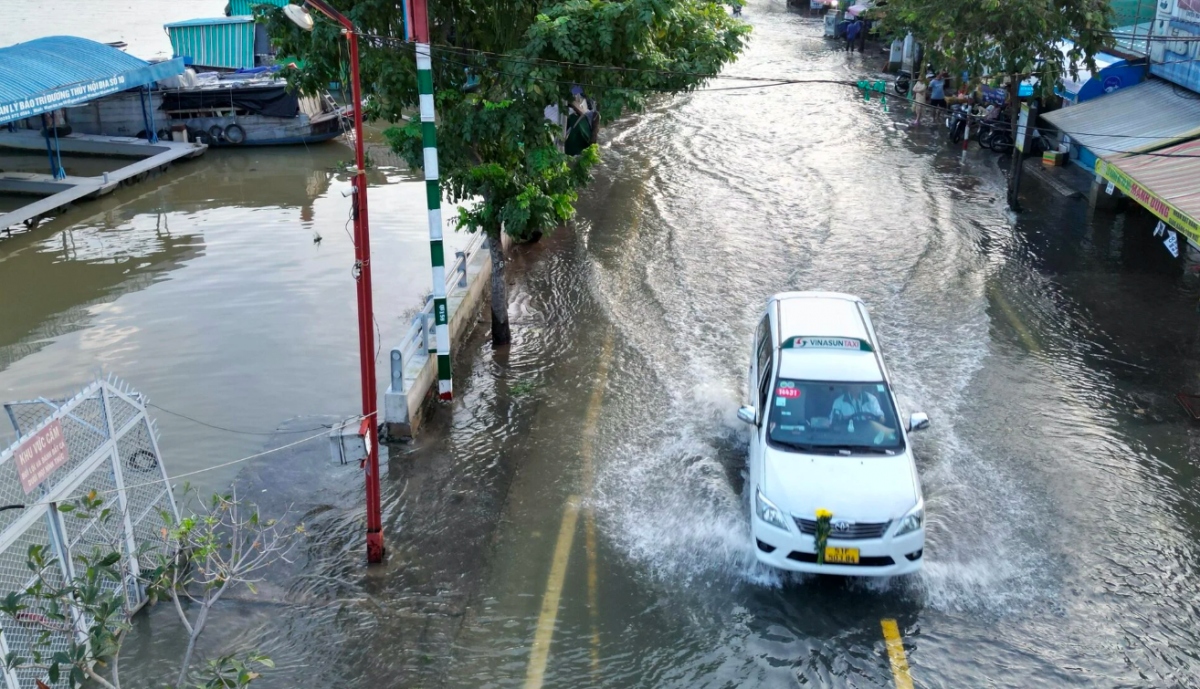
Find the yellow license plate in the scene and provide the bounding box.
[824,546,860,564]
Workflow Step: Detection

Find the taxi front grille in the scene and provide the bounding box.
[794,517,891,540]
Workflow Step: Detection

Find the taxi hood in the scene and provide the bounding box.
[762,446,919,522]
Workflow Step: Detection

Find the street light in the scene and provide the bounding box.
[285,0,384,565]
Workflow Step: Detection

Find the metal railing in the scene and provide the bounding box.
[390,232,487,394]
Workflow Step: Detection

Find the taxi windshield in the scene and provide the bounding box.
[767,379,904,453]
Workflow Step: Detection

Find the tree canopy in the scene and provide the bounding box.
[269,0,748,342]
[879,0,1113,87]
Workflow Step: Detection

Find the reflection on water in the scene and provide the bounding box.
[0,142,471,492]
[0,0,226,58]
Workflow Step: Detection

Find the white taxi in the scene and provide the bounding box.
[738,292,929,576]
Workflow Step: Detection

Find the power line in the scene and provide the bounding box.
[356,33,1200,157]
[18,413,376,510]
[431,48,1200,156]
[147,403,333,436]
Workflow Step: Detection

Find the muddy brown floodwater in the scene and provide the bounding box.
[9,2,1200,688]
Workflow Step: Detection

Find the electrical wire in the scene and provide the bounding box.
[17,413,377,510]
[367,34,1200,88]
[146,403,333,436]
[427,48,1200,158]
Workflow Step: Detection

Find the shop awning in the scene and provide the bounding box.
[1041,79,1200,157]
[0,36,184,126]
[1095,139,1200,248]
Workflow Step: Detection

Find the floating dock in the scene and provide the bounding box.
[0,35,206,235]
[0,131,206,233]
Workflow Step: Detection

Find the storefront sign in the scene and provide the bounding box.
[1095,159,1200,249]
[14,419,69,494]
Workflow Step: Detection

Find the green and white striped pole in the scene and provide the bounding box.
[412,3,452,401]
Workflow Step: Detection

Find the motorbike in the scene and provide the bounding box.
[976,105,1014,154]
[946,104,971,144]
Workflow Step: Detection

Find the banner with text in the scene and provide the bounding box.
[1095,158,1200,250]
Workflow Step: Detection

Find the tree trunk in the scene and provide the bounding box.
[175,602,209,688]
[1006,74,1023,211]
[488,229,511,347]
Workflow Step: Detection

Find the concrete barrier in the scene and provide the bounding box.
[383,232,508,439]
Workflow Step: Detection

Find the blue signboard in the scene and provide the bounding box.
[0,36,184,126]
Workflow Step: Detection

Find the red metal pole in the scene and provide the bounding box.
[346,30,385,565]
[409,0,429,42]
[305,0,384,564]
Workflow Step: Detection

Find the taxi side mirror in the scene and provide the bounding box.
[737,405,757,426]
[908,412,930,432]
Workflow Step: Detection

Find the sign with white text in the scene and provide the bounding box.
[14,420,69,494]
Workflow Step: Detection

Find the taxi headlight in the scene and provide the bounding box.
[755,487,788,531]
[895,501,924,536]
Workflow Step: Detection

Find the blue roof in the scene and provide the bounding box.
[0,36,185,125]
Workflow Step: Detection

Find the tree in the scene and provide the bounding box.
[879,0,1112,210]
[0,488,297,689]
[269,0,749,345]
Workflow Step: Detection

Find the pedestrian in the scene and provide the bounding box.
[856,18,868,53]
[928,71,948,117]
[845,18,861,53]
[910,76,927,128]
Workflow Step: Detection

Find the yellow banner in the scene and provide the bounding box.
[1095,158,1200,248]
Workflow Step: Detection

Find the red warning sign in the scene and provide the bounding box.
[14,419,69,494]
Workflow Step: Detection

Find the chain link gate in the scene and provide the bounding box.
[0,378,179,689]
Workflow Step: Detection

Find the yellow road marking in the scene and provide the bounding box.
[987,283,1041,353]
[585,508,601,674]
[881,619,914,689]
[524,496,582,689]
[523,180,645,685]
[581,333,614,676]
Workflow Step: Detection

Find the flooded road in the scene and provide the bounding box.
[426,4,1200,688]
[8,1,1200,687]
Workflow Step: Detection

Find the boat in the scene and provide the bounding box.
[155,68,348,146]
[154,15,349,146]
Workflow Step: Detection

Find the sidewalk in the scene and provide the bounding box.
[1022,157,1093,199]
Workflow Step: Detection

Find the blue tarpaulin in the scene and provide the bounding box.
[0,36,184,125]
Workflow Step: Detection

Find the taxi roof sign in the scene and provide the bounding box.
[782,336,873,352]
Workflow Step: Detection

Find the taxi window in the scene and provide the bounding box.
[767,379,903,452]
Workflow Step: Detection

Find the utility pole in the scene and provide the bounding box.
[284,0,384,564]
[408,0,453,401]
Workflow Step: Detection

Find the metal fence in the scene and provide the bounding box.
[0,378,179,689]
[389,231,487,395]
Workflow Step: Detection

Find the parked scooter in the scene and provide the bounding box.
[976,105,1014,154]
[946,103,971,144]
